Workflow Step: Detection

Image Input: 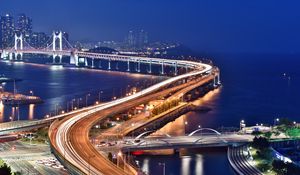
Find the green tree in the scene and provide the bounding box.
[0,162,11,175]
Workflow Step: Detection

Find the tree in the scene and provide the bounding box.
[0,163,11,175]
[252,136,270,151]
[107,152,113,162]
[272,160,286,174]
[263,132,272,139]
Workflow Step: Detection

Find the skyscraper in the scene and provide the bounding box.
[30,32,49,48]
[0,14,15,49]
[137,29,148,48]
[16,14,32,43]
[127,30,135,47]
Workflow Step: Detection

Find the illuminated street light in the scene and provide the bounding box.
[240,120,246,131]
[86,94,91,107]
[29,90,34,96]
[98,91,103,103]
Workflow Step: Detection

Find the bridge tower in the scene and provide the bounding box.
[52,31,63,64]
[14,34,23,60]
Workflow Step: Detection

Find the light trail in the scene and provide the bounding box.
[53,60,213,174]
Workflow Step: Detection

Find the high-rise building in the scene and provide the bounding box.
[126,30,136,47]
[0,14,15,49]
[16,14,32,37]
[137,29,148,48]
[30,32,49,48]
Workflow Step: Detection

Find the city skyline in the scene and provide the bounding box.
[2,0,300,54]
[1,1,300,175]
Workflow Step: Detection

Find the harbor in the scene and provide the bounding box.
[0,75,43,106]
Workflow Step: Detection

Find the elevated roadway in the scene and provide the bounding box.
[49,60,216,175]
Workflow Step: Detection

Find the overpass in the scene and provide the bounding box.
[121,133,254,152]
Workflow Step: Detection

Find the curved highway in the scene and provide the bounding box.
[50,59,214,175]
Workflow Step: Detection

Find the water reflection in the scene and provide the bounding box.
[141,158,150,174]
[181,156,191,175]
[29,104,35,120]
[0,102,3,122]
[195,154,204,175]
[155,88,221,136]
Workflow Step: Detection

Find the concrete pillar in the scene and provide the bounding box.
[85,58,88,67]
[161,61,164,75]
[99,60,102,68]
[16,53,23,60]
[1,50,7,59]
[137,59,141,72]
[148,60,152,73]
[174,62,177,76]
[59,55,62,64]
[9,53,13,60]
[108,59,111,70]
[92,58,94,68]
[70,53,78,66]
[127,59,130,71]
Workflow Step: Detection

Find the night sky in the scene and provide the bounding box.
[1,0,300,54]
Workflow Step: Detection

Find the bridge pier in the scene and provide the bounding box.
[84,58,88,67]
[108,58,111,70]
[116,62,119,70]
[15,52,23,61]
[98,60,102,68]
[70,53,79,66]
[91,58,95,68]
[0,50,8,59]
[52,54,62,64]
[161,61,164,75]
[148,60,152,73]
[9,53,13,60]
[127,59,130,71]
[137,59,141,72]
[174,62,178,76]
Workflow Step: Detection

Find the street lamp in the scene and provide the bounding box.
[240,120,245,131]
[98,91,103,103]
[158,162,166,175]
[117,151,122,167]
[274,118,280,126]
[85,94,91,107]
[131,123,135,138]
[29,90,34,96]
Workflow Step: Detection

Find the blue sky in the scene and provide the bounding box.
[1,0,300,54]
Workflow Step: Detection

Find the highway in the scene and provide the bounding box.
[49,60,214,175]
[228,145,263,175]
